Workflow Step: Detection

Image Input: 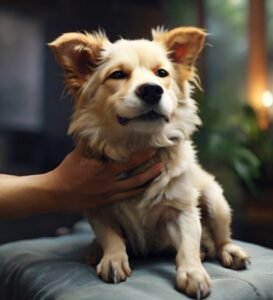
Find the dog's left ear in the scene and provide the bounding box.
[152,27,206,68]
[49,32,109,95]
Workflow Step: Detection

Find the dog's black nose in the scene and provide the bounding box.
[135,83,163,105]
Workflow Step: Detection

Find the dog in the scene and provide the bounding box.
[49,26,250,299]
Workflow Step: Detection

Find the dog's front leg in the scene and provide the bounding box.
[89,217,131,283]
[167,207,211,299]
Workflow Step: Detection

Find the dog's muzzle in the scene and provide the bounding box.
[117,83,169,126]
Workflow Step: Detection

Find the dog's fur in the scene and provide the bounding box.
[50,27,249,298]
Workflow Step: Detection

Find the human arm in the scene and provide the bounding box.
[0,149,162,219]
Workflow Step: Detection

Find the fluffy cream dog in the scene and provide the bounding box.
[50,27,249,299]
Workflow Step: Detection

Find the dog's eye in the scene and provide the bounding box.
[156,68,169,78]
[109,70,128,80]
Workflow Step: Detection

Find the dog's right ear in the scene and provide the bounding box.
[152,27,206,69]
[49,32,108,94]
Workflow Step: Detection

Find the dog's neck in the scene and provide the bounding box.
[78,127,180,161]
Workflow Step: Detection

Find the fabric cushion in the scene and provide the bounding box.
[0,221,273,300]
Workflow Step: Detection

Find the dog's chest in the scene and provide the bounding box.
[112,201,156,256]
[111,197,182,256]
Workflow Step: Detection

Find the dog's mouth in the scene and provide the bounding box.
[117,111,169,126]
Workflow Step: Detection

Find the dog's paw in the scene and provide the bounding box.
[96,252,132,283]
[218,243,251,270]
[176,264,211,299]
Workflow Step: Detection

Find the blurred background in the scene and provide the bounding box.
[0,0,273,248]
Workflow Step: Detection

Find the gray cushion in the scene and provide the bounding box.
[0,221,273,300]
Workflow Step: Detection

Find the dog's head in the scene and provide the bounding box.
[49,27,205,158]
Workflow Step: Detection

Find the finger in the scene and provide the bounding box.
[114,162,163,192]
[109,148,157,173]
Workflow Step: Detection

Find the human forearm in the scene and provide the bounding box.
[0,149,162,219]
[0,173,58,219]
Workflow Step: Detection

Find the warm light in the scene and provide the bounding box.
[262,91,273,107]
[230,0,242,6]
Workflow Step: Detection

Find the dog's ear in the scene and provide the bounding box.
[152,27,206,68]
[49,32,108,94]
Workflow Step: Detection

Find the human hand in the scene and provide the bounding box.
[47,148,162,212]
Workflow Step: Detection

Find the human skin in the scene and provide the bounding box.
[0,148,162,219]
